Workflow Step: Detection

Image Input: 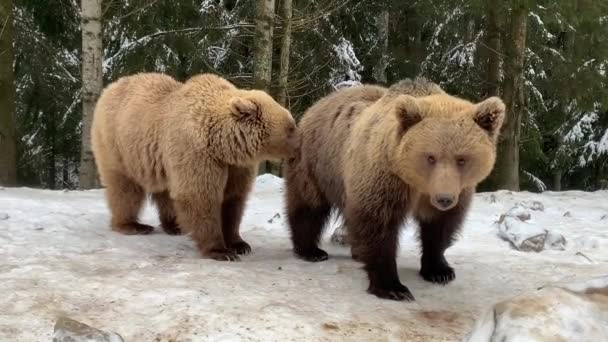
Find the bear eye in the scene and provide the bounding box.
[457,157,466,166]
[427,155,436,165]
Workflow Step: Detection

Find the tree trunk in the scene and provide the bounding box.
[552,172,562,191]
[253,0,276,175]
[253,0,275,92]
[47,109,56,189]
[274,0,293,177]
[372,9,389,84]
[277,0,293,108]
[79,0,102,189]
[482,3,501,98]
[0,0,17,186]
[488,0,527,191]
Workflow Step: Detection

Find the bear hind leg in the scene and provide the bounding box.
[152,191,182,235]
[105,171,154,235]
[286,191,331,262]
[221,166,255,255]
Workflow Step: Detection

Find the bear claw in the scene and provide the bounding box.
[420,262,455,285]
[162,224,183,235]
[368,282,415,301]
[295,247,328,262]
[113,222,154,235]
[208,248,240,261]
[230,241,252,255]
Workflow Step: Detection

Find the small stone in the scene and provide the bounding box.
[563,211,571,217]
[488,194,497,203]
[53,317,124,342]
[519,234,547,253]
[0,213,9,220]
[277,266,282,270]
[267,213,281,223]
[600,214,607,220]
[506,206,531,221]
[530,201,545,211]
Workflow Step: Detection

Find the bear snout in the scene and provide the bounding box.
[431,193,458,211]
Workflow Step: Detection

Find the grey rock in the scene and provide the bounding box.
[496,216,566,253]
[53,317,124,342]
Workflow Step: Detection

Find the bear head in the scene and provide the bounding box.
[387,93,506,211]
[229,89,297,162]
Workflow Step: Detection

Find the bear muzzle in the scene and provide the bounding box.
[431,193,458,211]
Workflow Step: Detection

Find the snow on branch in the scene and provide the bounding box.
[523,170,547,192]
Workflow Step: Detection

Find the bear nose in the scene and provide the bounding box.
[435,194,455,209]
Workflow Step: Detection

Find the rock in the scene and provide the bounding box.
[601,214,607,220]
[496,216,566,252]
[330,224,349,246]
[463,275,608,342]
[529,200,545,211]
[0,213,9,221]
[488,194,497,203]
[505,206,531,221]
[53,317,124,342]
[544,231,566,251]
[563,211,571,217]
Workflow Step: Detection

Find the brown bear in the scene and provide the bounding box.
[91,72,296,261]
[284,78,505,300]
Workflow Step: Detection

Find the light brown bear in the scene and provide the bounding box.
[91,73,296,261]
[285,78,505,300]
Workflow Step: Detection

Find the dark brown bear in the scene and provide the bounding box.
[284,78,506,300]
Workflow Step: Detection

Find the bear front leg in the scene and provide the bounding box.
[152,191,182,235]
[416,190,472,285]
[221,165,256,255]
[345,204,413,301]
[174,195,238,261]
[170,163,237,261]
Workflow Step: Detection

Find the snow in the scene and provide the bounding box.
[329,37,363,86]
[1,177,608,341]
[564,112,599,144]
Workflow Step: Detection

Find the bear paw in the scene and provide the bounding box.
[295,247,328,262]
[162,224,183,235]
[230,241,252,255]
[207,248,240,261]
[420,261,455,285]
[112,222,154,235]
[367,282,415,301]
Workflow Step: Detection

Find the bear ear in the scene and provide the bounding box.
[230,97,260,119]
[394,95,422,133]
[473,96,506,139]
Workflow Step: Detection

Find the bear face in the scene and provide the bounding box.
[388,94,506,211]
[229,89,297,162]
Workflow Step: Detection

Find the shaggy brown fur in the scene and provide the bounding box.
[285,78,505,300]
[91,72,296,261]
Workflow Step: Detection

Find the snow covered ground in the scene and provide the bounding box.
[1,175,607,341]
